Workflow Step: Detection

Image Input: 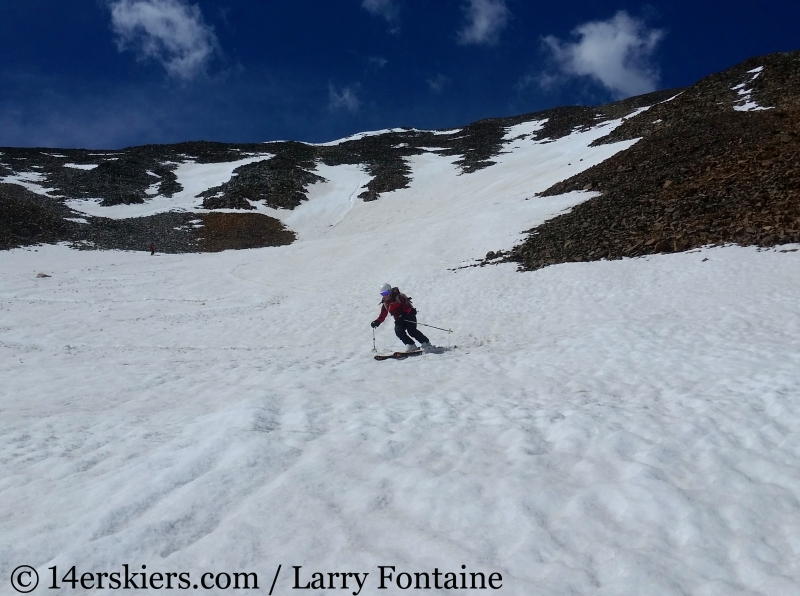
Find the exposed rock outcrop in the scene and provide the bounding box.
[506,51,800,271]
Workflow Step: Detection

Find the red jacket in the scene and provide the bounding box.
[375,288,413,324]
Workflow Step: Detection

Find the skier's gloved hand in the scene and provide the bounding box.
[371,320,380,328]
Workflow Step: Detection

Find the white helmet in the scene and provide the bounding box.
[379,283,392,296]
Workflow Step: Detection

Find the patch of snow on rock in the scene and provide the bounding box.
[732,66,774,112]
[63,163,99,170]
[311,128,410,147]
[503,119,546,141]
[0,171,61,196]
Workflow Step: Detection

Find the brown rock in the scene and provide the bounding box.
[673,238,689,251]
[654,240,672,253]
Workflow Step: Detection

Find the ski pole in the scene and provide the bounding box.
[372,327,377,352]
[399,318,453,333]
[417,322,453,333]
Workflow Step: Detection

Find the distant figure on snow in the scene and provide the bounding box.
[150,244,156,256]
[371,283,432,352]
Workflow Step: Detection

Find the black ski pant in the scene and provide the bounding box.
[394,310,429,345]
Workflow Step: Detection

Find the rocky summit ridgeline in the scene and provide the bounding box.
[2,50,799,264]
[504,50,800,270]
[0,89,665,254]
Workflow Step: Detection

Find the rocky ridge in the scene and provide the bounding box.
[504,51,800,271]
[0,182,295,253]
[1,84,670,253]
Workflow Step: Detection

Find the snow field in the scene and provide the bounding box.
[1,114,799,595]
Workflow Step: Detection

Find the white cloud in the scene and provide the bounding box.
[427,74,450,94]
[328,84,360,112]
[542,11,664,98]
[369,56,388,69]
[108,0,219,81]
[458,0,510,45]
[362,0,399,22]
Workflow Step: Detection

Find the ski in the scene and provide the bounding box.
[374,350,424,361]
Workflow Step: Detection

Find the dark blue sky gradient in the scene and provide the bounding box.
[0,1,797,148]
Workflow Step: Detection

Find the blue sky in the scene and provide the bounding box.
[1,1,797,148]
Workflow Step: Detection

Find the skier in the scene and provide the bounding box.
[150,244,156,256]
[371,283,432,352]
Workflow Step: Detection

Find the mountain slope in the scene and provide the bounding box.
[1,53,800,596]
[1,88,672,253]
[508,51,800,270]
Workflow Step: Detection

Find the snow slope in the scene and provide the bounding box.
[1,115,799,596]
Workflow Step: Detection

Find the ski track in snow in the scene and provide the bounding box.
[1,114,800,596]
